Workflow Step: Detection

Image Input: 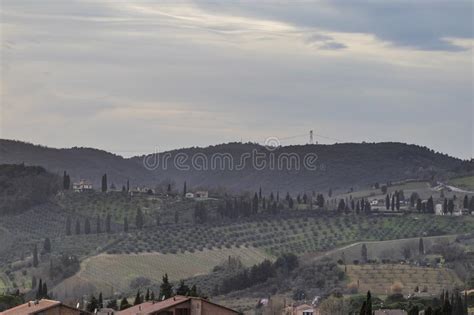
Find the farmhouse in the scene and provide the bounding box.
[115,295,238,315]
[283,304,319,315]
[2,299,89,315]
[73,180,93,192]
[194,191,209,199]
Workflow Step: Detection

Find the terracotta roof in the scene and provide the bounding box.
[2,299,62,315]
[116,296,190,315]
[116,296,239,315]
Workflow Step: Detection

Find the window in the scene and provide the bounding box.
[176,308,190,315]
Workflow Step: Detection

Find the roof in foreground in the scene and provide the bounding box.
[116,295,239,315]
[2,299,62,315]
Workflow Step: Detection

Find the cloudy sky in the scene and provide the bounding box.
[1,1,472,159]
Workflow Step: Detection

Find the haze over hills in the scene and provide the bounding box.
[0,139,468,193]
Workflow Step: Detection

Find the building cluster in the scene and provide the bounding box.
[1,296,238,315]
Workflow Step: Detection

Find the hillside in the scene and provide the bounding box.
[0,139,467,193]
[0,164,59,215]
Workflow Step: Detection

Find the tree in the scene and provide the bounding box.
[106,214,111,233]
[124,217,129,232]
[176,280,190,296]
[427,196,434,213]
[66,216,72,236]
[36,279,43,299]
[419,237,424,255]
[361,244,368,263]
[101,173,108,192]
[98,292,103,309]
[189,285,198,297]
[43,238,51,253]
[448,199,454,215]
[33,244,39,267]
[126,179,130,192]
[63,171,70,190]
[463,195,468,209]
[134,290,142,305]
[159,274,173,299]
[84,218,91,234]
[75,219,81,235]
[120,297,131,310]
[395,192,400,210]
[183,181,187,196]
[106,299,118,310]
[365,291,372,315]
[136,209,144,229]
[385,194,390,210]
[145,289,150,301]
[408,305,419,315]
[174,211,179,224]
[86,295,99,312]
[96,215,101,234]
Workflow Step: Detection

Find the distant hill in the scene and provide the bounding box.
[0,139,467,193]
[0,164,59,214]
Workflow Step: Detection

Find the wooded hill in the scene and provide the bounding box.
[0,139,468,193]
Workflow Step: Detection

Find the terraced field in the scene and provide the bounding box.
[449,176,474,191]
[108,213,474,256]
[345,264,462,295]
[52,246,270,298]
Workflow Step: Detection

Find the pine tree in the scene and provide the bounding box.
[189,284,198,297]
[120,297,131,310]
[176,280,190,295]
[33,244,39,267]
[43,238,51,253]
[159,273,173,299]
[86,295,99,312]
[101,173,108,192]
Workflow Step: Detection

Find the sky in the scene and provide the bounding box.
[0,0,473,159]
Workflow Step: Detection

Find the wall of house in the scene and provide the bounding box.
[200,300,237,315]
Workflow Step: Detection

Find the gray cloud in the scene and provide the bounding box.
[0,0,472,159]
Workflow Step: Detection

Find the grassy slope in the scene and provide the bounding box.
[52,246,270,298]
[449,176,474,191]
[345,264,462,295]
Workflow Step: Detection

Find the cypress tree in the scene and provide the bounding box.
[85,218,91,234]
[463,195,469,209]
[385,194,390,210]
[106,214,111,233]
[101,173,108,192]
[183,181,187,196]
[419,237,424,255]
[96,215,101,234]
[33,244,39,267]
[124,217,129,232]
[159,273,173,299]
[98,292,103,309]
[43,238,51,253]
[136,209,144,229]
[42,282,48,299]
[145,289,150,301]
[134,290,142,305]
[75,219,81,235]
[66,216,72,236]
[36,278,43,299]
